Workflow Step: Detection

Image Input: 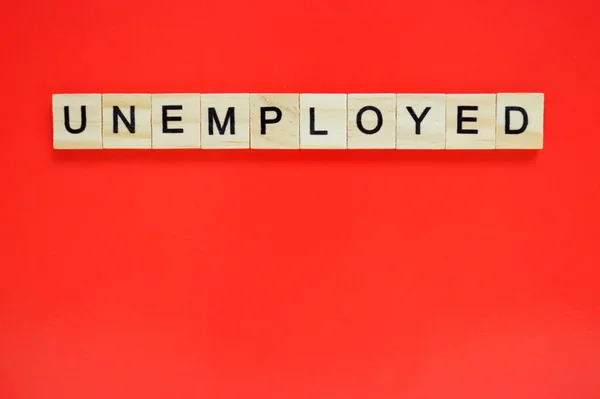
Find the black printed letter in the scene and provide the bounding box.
[63,106,86,134]
[505,106,529,134]
[162,105,183,133]
[260,107,282,135]
[356,106,383,134]
[457,106,478,134]
[208,107,235,135]
[310,108,327,135]
[113,106,135,133]
[406,106,431,135]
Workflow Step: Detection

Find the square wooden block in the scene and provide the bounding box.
[152,94,201,149]
[53,94,102,149]
[347,94,396,149]
[446,94,496,149]
[250,94,299,149]
[201,94,249,149]
[300,94,347,149]
[496,93,544,149]
[102,94,152,149]
[397,94,446,149]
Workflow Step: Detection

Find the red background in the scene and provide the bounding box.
[1,0,599,398]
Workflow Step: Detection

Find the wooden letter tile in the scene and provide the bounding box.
[201,94,249,149]
[102,94,152,149]
[397,94,446,149]
[446,94,496,149]
[347,94,396,149]
[300,94,347,149]
[250,94,299,149]
[53,94,102,149]
[152,94,201,149]
[496,93,544,149]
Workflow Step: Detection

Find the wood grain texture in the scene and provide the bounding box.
[152,94,201,149]
[446,94,496,149]
[201,94,249,149]
[54,93,543,151]
[300,94,347,149]
[102,94,152,149]
[397,94,446,149]
[347,94,396,149]
[250,94,299,149]
[53,94,102,149]
[496,93,544,149]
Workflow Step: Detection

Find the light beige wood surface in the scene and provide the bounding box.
[152,94,201,149]
[446,94,496,149]
[53,94,102,149]
[397,94,446,149]
[201,94,250,149]
[53,92,544,151]
[102,94,152,149]
[347,94,396,149]
[300,94,347,149]
[250,94,300,149]
[496,93,544,149]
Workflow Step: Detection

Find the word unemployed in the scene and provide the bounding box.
[52,93,544,150]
